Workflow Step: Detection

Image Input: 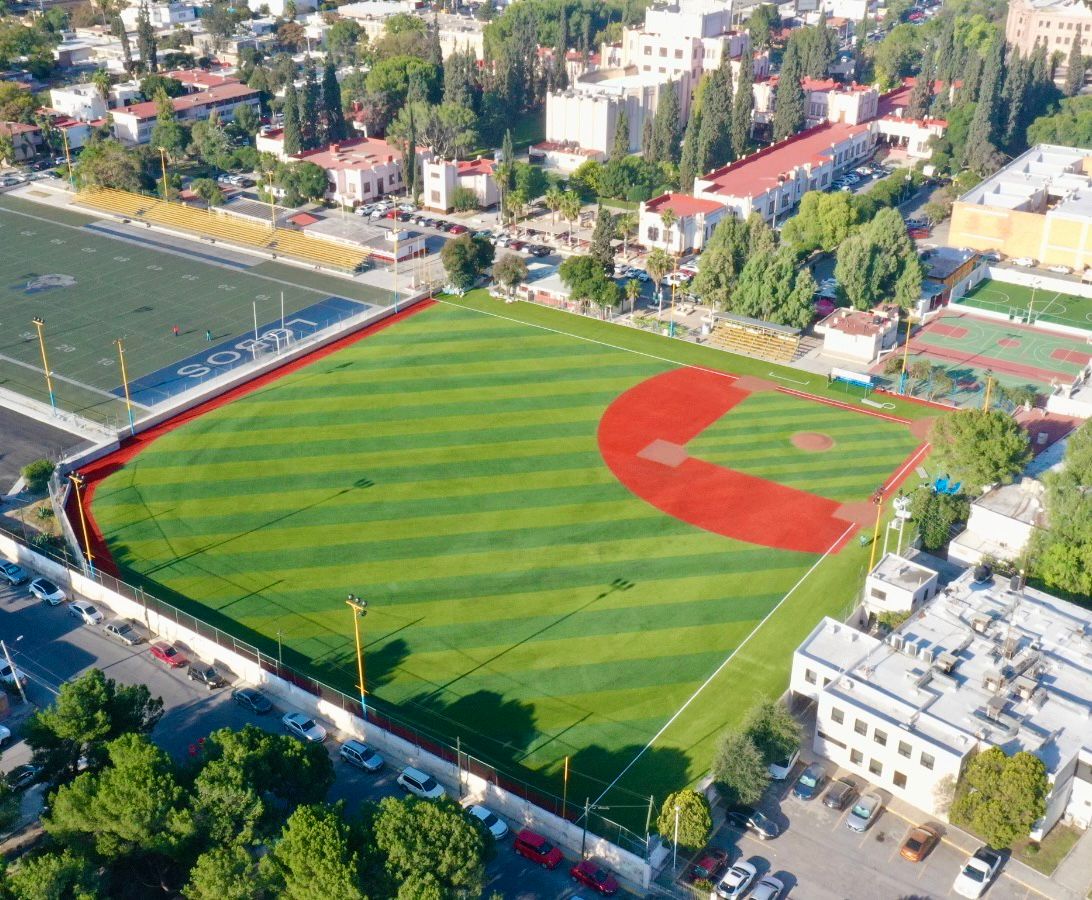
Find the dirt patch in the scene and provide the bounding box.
[908,417,937,441]
[733,375,781,393]
[997,338,1021,349]
[791,432,835,452]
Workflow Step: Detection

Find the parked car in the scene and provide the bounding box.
[396,765,446,800]
[686,848,728,884]
[28,577,65,604]
[507,240,526,251]
[792,762,826,800]
[0,661,27,687]
[952,846,1003,898]
[0,562,29,586]
[907,226,931,239]
[714,860,756,899]
[0,725,10,746]
[281,711,327,743]
[187,663,226,689]
[725,807,780,840]
[768,748,799,780]
[569,859,619,896]
[900,824,940,862]
[979,251,1002,263]
[448,223,469,234]
[528,244,552,257]
[513,828,563,868]
[845,791,882,832]
[5,764,41,791]
[339,739,384,772]
[823,777,856,810]
[751,875,786,900]
[633,269,650,282]
[397,203,415,213]
[149,641,188,668]
[68,600,103,625]
[231,687,272,714]
[1048,264,1072,274]
[1012,257,1036,267]
[103,619,142,646]
[467,803,509,840]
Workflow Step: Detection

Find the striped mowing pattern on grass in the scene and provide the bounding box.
[686,392,921,502]
[92,301,920,810]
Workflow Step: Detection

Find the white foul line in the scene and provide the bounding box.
[591,522,856,808]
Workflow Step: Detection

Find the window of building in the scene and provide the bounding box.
[850,748,864,765]
[674,48,683,58]
[831,707,845,725]
[870,587,887,601]
[874,729,887,747]
[659,47,667,56]
[805,669,817,685]
[893,771,907,789]
[921,752,935,770]
[818,730,847,750]
[389,174,397,186]
[823,677,831,687]
[644,46,651,55]
[869,758,883,776]
[647,226,660,241]
[854,719,867,736]
[430,190,440,202]
[898,741,912,759]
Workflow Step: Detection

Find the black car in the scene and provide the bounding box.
[725,807,780,840]
[436,221,454,232]
[188,664,226,689]
[823,777,856,810]
[232,687,272,713]
[397,212,413,222]
[528,245,552,257]
[6,764,41,791]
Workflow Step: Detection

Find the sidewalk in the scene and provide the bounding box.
[1051,824,1092,899]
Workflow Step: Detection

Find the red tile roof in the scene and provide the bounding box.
[645,192,724,217]
[457,158,495,176]
[288,212,320,226]
[114,82,257,121]
[296,136,402,170]
[697,121,871,200]
[0,121,39,136]
[165,69,240,89]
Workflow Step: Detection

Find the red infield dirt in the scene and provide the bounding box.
[67,302,435,577]
[791,432,835,451]
[597,367,924,555]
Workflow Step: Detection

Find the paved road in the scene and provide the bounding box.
[0,407,78,492]
[0,575,584,899]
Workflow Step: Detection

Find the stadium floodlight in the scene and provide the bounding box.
[346,594,369,717]
[31,317,57,413]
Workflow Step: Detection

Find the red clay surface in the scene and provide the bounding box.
[791,432,835,451]
[1051,347,1092,366]
[597,367,925,555]
[997,338,1021,349]
[928,323,970,339]
[68,302,436,578]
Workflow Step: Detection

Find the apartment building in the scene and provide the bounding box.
[1006,0,1092,56]
[110,81,259,145]
[752,77,879,129]
[948,480,1049,567]
[791,564,1092,835]
[48,83,108,123]
[421,157,499,212]
[119,1,198,31]
[948,144,1092,270]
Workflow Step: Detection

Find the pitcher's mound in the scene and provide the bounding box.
[792,432,835,452]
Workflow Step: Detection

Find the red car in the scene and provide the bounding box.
[513,829,563,868]
[570,859,619,895]
[384,208,399,219]
[448,224,468,235]
[150,641,188,668]
[908,226,931,239]
[686,848,729,883]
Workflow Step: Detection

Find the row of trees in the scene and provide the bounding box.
[4,669,493,898]
[280,58,348,155]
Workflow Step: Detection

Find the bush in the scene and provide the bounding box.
[656,790,712,853]
[625,185,651,202]
[21,459,55,493]
[452,186,479,211]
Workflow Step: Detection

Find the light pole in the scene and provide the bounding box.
[61,127,74,188]
[580,798,610,858]
[115,338,135,436]
[69,472,94,575]
[0,638,26,705]
[346,593,368,717]
[672,802,681,870]
[158,146,169,201]
[867,486,885,573]
[31,317,57,413]
[276,629,283,668]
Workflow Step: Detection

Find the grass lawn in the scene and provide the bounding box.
[90,291,932,831]
[1013,823,1082,876]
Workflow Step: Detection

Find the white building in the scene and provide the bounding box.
[948,480,1049,567]
[110,81,259,144]
[119,1,198,31]
[638,192,729,253]
[421,157,499,212]
[861,552,940,618]
[791,566,1092,834]
[246,0,317,16]
[48,83,108,123]
[813,304,900,364]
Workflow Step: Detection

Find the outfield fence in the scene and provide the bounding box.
[0,518,654,868]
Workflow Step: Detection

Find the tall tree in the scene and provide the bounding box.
[835,207,922,310]
[964,41,1004,175]
[773,44,805,141]
[611,107,630,161]
[136,2,157,73]
[1032,419,1092,596]
[150,87,185,160]
[648,81,681,164]
[906,50,933,120]
[281,83,302,155]
[950,748,1048,849]
[427,12,443,68]
[691,213,753,309]
[321,58,347,143]
[928,410,1032,493]
[696,63,733,174]
[111,16,134,74]
[1000,49,1029,149]
[732,246,816,327]
[656,790,712,853]
[300,66,320,149]
[678,107,703,193]
[1065,32,1085,97]
[552,12,569,91]
[732,57,754,158]
[260,804,365,900]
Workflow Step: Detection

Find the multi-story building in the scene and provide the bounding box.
[752,77,878,129]
[790,563,1092,835]
[1006,0,1092,56]
[110,81,260,144]
[421,157,499,212]
[948,480,1049,568]
[119,1,198,31]
[948,144,1092,271]
[0,122,43,162]
[48,83,108,123]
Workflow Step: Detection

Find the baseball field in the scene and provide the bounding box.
[85,294,930,822]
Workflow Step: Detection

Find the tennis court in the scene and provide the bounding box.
[958,276,1092,332]
[0,196,385,426]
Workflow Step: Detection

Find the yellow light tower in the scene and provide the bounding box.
[115,338,136,435]
[158,147,169,201]
[61,128,74,187]
[69,472,95,575]
[31,317,56,413]
[346,594,369,716]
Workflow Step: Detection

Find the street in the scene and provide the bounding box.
[0,574,584,899]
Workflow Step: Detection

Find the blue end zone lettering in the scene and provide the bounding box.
[117,296,370,407]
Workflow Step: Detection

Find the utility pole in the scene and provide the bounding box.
[1,639,27,705]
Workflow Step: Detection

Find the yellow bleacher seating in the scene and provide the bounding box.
[77,188,369,272]
[710,321,800,363]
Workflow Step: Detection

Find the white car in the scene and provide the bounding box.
[1048,264,1071,274]
[952,847,1003,898]
[715,860,757,899]
[396,765,446,800]
[68,600,103,625]
[281,711,327,743]
[767,748,800,780]
[750,875,785,900]
[0,661,27,687]
[0,724,10,746]
[29,577,66,605]
[1012,257,1036,267]
[467,803,509,839]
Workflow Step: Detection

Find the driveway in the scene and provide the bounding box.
[0,408,77,493]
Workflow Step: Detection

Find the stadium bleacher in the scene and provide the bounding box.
[709,315,801,363]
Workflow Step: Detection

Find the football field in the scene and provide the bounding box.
[958,276,1092,332]
[87,297,926,819]
[0,196,384,425]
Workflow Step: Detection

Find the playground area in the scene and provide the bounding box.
[957,276,1092,332]
[0,196,385,426]
[876,309,1092,405]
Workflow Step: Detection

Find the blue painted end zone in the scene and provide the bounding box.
[118,296,371,408]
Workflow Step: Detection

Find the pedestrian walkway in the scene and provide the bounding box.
[1051,824,1092,899]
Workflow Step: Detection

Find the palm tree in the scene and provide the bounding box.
[658,207,678,253]
[545,186,564,228]
[624,277,641,313]
[615,211,638,259]
[559,191,582,248]
[646,247,672,292]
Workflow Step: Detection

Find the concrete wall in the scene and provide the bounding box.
[950,203,1092,270]
[0,533,653,888]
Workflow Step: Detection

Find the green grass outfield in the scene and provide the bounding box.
[91,293,930,828]
[0,195,384,424]
[958,276,1092,332]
